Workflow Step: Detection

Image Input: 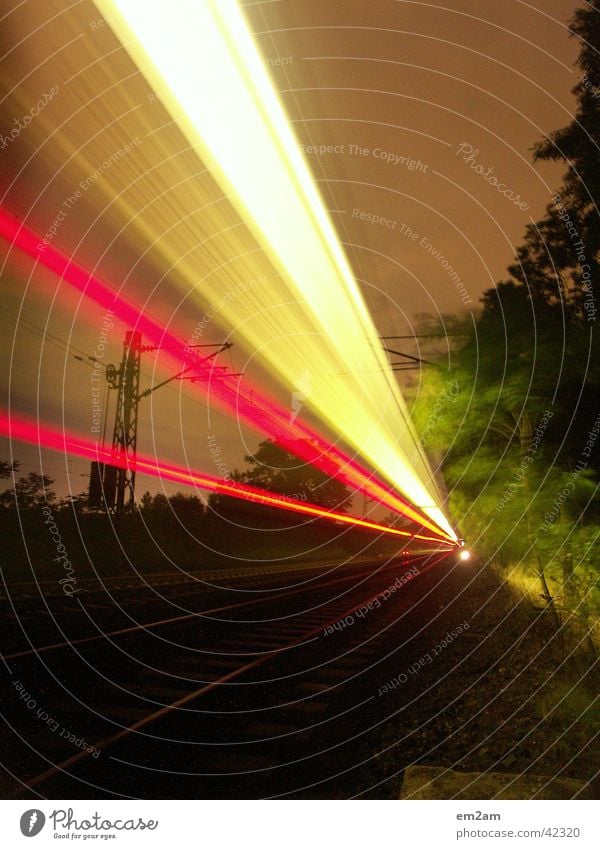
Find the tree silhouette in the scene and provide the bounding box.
[0,460,19,479]
[243,440,352,512]
[533,0,600,310]
[0,471,55,509]
[411,4,600,625]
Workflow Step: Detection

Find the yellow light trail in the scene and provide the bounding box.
[93,0,457,542]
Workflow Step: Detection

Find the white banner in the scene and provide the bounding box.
[0,800,598,848]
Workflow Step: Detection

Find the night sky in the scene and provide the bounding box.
[0,0,581,502]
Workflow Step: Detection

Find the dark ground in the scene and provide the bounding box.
[340,562,599,799]
[1,548,597,799]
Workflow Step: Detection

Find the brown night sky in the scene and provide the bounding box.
[0,0,582,501]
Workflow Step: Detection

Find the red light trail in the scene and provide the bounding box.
[0,411,452,545]
[0,209,456,542]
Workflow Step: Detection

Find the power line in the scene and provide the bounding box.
[0,306,234,412]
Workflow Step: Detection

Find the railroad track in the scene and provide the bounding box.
[0,551,396,600]
[1,548,461,799]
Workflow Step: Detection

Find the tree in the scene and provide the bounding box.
[242,440,353,512]
[412,323,599,627]
[206,469,247,518]
[450,1,600,485]
[409,3,600,621]
[56,491,89,514]
[168,493,205,527]
[0,471,56,509]
[0,460,20,479]
[533,0,600,310]
[139,491,170,520]
[139,491,154,512]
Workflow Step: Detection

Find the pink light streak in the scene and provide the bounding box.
[0,410,452,545]
[0,209,455,542]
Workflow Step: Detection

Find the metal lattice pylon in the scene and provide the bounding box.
[109,330,141,513]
